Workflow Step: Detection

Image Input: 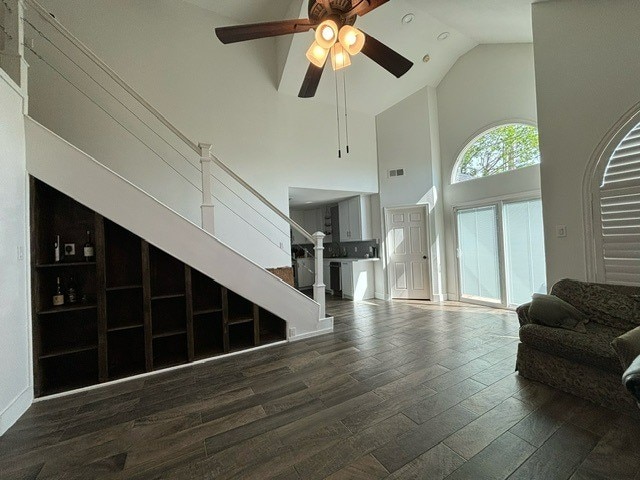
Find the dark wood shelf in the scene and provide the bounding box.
[106,285,142,292]
[107,324,143,333]
[38,304,97,315]
[151,293,186,301]
[193,307,223,315]
[153,329,187,339]
[228,316,254,326]
[37,262,96,268]
[40,344,98,359]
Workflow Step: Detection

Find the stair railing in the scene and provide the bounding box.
[18,0,327,319]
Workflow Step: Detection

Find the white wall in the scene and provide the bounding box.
[532,0,640,286]
[437,44,539,298]
[27,0,378,268]
[374,86,447,300]
[0,71,32,435]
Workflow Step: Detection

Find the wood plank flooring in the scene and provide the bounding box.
[2,296,640,479]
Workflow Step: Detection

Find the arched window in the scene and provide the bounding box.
[452,123,540,183]
[596,120,640,286]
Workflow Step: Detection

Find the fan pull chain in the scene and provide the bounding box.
[342,71,350,154]
[334,67,342,158]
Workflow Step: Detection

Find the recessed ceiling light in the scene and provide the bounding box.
[422,54,431,63]
[437,32,450,41]
[401,13,415,24]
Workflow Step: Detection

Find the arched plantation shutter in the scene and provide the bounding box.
[599,122,640,285]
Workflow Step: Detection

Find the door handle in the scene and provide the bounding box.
[423,256,427,260]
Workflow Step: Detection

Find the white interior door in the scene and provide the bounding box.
[386,207,431,300]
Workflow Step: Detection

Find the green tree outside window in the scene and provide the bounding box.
[455,124,540,183]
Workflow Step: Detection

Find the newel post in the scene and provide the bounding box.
[313,231,326,319]
[199,143,215,235]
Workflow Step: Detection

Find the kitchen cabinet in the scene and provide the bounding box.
[340,259,376,301]
[338,196,372,242]
[290,208,332,244]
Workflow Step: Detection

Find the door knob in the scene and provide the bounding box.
[423,256,427,259]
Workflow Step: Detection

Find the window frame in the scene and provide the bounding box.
[450,121,540,185]
[583,102,640,283]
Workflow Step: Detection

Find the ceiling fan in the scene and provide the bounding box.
[215,0,414,98]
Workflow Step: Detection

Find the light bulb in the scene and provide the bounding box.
[322,26,335,41]
[306,41,329,68]
[338,26,365,56]
[315,20,339,49]
[344,31,357,46]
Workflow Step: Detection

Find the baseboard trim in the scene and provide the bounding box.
[289,321,334,342]
[375,292,389,301]
[0,386,33,436]
[432,293,448,302]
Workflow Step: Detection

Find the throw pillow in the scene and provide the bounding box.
[612,326,640,370]
[529,293,589,333]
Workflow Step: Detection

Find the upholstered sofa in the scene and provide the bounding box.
[516,279,640,417]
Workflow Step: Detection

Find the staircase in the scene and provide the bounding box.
[2,0,332,364]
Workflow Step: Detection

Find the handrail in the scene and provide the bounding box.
[23,0,200,155]
[23,0,315,244]
[211,154,315,243]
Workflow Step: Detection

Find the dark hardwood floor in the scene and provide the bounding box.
[2,296,640,479]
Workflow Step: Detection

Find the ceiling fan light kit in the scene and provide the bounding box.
[214,0,414,99]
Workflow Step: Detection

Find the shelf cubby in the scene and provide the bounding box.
[153,334,188,369]
[104,220,142,289]
[106,288,143,331]
[258,308,287,346]
[39,309,98,358]
[193,312,224,359]
[192,269,222,313]
[39,349,99,396]
[151,296,187,338]
[149,245,185,297]
[108,328,145,379]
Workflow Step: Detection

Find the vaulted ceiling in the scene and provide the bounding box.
[184,0,538,115]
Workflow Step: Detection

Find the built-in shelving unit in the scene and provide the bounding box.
[30,178,287,397]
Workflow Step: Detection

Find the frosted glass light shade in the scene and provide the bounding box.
[338,25,365,55]
[306,41,329,67]
[331,43,351,71]
[315,20,338,49]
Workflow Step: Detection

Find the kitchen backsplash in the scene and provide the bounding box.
[294,239,379,259]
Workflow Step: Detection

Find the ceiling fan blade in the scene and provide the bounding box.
[360,31,413,78]
[298,62,325,98]
[347,0,390,17]
[215,19,316,44]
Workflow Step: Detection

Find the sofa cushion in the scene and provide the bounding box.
[612,326,640,370]
[529,293,589,332]
[551,279,640,331]
[519,323,622,374]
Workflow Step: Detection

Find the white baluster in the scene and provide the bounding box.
[199,142,214,235]
[313,231,326,319]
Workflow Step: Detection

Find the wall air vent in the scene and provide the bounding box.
[388,168,405,178]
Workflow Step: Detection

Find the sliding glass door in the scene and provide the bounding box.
[456,198,547,308]
[457,205,502,304]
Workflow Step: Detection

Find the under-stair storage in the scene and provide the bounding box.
[30,178,287,397]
